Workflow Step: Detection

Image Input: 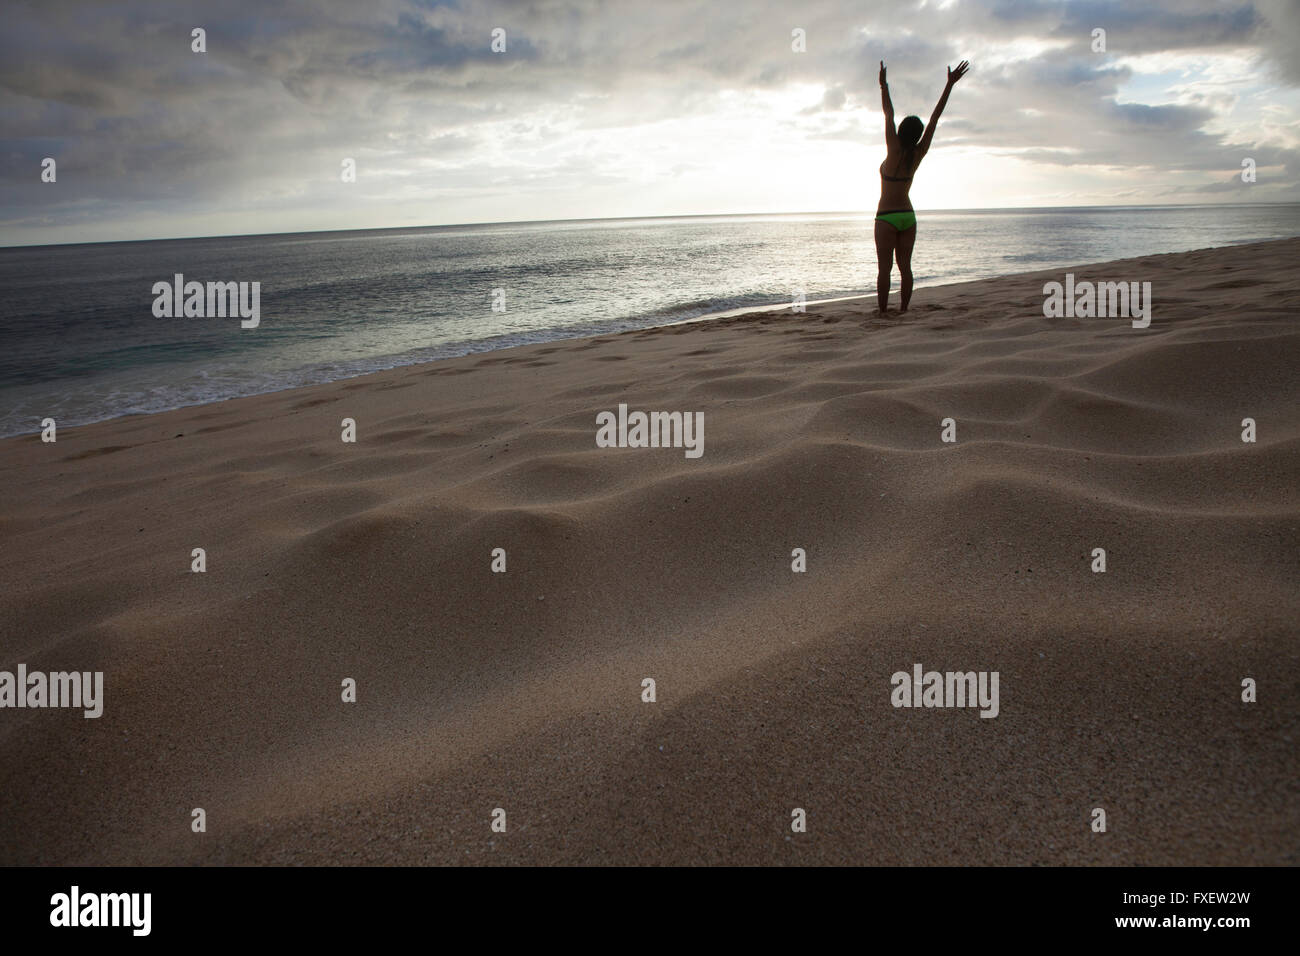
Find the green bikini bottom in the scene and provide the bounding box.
[875,210,917,231]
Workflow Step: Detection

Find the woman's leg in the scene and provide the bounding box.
[895,224,917,312]
[874,219,897,312]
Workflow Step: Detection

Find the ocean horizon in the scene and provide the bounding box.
[3,202,1299,438]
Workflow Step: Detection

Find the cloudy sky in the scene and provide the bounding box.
[3,0,1299,246]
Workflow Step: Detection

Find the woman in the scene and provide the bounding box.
[875,59,969,313]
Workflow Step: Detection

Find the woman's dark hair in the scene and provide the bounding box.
[897,114,924,174]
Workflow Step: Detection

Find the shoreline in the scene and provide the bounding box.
[7,236,1297,443]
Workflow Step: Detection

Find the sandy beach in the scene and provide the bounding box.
[1,238,1297,866]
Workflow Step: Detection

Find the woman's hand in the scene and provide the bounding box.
[946,60,970,87]
[879,60,887,86]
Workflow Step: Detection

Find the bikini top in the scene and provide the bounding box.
[880,157,914,182]
[880,163,912,183]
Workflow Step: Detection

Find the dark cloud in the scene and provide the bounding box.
[1,0,1297,243]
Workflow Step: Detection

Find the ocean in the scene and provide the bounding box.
[2,203,1298,437]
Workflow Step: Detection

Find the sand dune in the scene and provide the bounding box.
[1,238,1297,865]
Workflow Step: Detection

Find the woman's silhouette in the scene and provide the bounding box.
[875,59,969,313]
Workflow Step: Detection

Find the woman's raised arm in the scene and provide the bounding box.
[918,60,969,155]
[880,61,898,148]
